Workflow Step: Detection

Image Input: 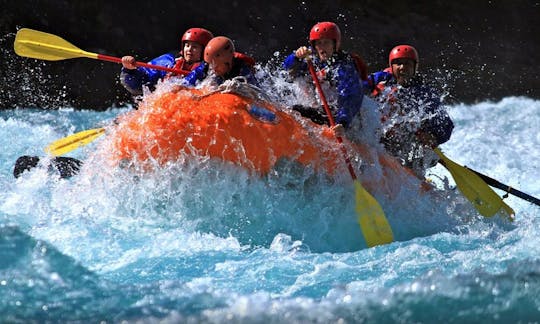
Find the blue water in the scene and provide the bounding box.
[1,96,540,322]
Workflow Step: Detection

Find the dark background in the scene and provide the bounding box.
[1,0,538,110]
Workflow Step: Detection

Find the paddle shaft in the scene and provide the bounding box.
[468,166,540,206]
[97,54,189,75]
[306,61,357,179]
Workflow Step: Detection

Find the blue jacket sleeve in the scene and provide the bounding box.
[119,53,175,95]
[282,52,307,76]
[363,71,393,92]
[334,60,364,128]
[236,61,259,86]
[423,107,454,145]
[182,62,208,86]
[433,113,454,145]
[416,86,454,145]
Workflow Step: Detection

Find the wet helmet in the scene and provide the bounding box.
[388,45,419,66]
[181,28,214,47]
[309,22,341,50]
[204,36,235,63]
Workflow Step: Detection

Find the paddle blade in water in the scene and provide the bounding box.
[14,28,98,61]
[435,148,514,220]
[354,180,394,247]
[45,128,105,156]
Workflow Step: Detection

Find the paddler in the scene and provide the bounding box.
[364,45,454,177]
[282,21,366,133]
[120,27,214,95]
[181,36,258,87]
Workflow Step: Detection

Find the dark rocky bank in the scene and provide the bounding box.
[1,0,539,110]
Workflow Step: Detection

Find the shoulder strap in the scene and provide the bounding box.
[173,57,203,71]
[173,57,186,71]
[372,82,386,97]
[350,52,368,81]
[234,52,256,67]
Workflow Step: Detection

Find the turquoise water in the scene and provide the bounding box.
[1,97,539,322]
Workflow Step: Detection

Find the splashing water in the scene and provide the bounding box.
[1,72,539,323]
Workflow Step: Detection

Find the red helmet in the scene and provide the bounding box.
[388,45,419,66]
[309,22,341,50]
[204,36,235,63]
[204,36,236,76]
[181,28,214,47]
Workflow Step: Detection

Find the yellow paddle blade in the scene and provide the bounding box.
[354,180,394,247]
[14,28,98,61]
[435,148,514,219]
[45,128,105,156]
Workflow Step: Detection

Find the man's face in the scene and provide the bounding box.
[183,41,203,63]
[313,38,335,61]
[391,58,416,86]
[209,50,233,76]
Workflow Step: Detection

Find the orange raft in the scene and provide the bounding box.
[105,87,425,195]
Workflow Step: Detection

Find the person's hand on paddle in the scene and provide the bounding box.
[332,123,345,138]
[295,46,312,60]
[121,55,137,70]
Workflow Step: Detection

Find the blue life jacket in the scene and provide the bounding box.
[375,75,454,146]
[282,50,364,128]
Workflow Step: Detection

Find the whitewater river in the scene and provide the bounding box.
[1,96,539,322]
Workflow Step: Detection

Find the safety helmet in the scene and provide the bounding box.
[204,36,235,64]
[309,22,341,50]
[181,28,214,47]
[388,45,419,66]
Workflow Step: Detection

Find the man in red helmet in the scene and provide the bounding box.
[182,36,257,87]
[365,45,454,176]
[366,45,420,95]
[282,21,366,130]
[120,27,213,95]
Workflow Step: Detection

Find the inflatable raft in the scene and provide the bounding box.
[103,85,428,196]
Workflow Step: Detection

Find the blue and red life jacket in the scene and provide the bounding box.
[170,56,203,74]
[182,52,257,87]
[350,52,369,81]
[120,52,200,95]
[282,50,365,128]
[371,73,454,147]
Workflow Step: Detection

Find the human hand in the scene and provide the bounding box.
[332,124,345,137]
[121,56,137,69]
[295,46,312,60]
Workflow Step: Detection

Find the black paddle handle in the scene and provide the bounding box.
[14,155,82,179]
[468,167,540,206]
